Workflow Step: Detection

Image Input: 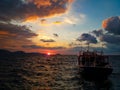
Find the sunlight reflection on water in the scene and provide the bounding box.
[0,55,120,90]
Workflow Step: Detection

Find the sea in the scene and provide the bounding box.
[0,55,120,90]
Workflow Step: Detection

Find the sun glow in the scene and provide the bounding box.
[47,52,51,55]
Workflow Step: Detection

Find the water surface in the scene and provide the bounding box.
[0,55,120,90]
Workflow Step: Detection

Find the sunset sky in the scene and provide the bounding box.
[0,0,120,54]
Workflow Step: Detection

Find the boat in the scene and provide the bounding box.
[78,50,113,81]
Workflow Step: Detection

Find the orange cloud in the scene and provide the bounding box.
[68,0,74,3]
[33,0,51,8]
[102,16,120,35]
[0,23,38,50]
[0,31,16,36]
[29,0,74,8]
[25,0,75,19]
[0,0,75,22]
[102,19,108,29]
[0,31,9,35]
[24,15,39,22]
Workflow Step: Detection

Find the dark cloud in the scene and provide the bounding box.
[0,23,38,49]
[68,46,81,52]
[67,46,97,54]
[71,16,120,54]
[91,16,120,45]
[53,33,59,37]
[68,42,81,47]
[69,44,120,54]
[22,45,43,49]
[0,0,74,22]
[77,33,97,44]
[92,29,104,37]
[40,19,47,24]
[0,23,37,38]
[84,16,120,54]
[0,0,74,53]
[22,45,66,50]
[100,34,120,44]
[40,39,55,42]
[49,46,66,50]
[102,16,120,35]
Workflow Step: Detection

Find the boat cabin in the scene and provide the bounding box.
[78,50,109,67]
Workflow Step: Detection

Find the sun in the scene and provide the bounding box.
[47,52,51,56]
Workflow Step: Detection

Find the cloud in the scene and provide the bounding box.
[40,39,55,42]
[22,45,43,49]
[79,14,86,19]
[66,16,120,54]
[53,33,59,37]
[68,44,120,54]
[102,16,120,35]
[77,33,98,44]
[91,16,120,45]
[0,0,74,22]
[0,23,37,38]
[53,21,62,25]
[79,13,86,23]
[64,16,77,25]
[40,20,62,26]
[40,19,47,24]
[83,16,120,54]
[39,13,86,26]
[48,46,66,50]
[0,23,37,49]
[68,42,81,47]
[22,45,66,50]
[91,29,104,37]
[24,15,39,22]
[29,0,52,8]
[62,13,86,25]
[100,34,120,44]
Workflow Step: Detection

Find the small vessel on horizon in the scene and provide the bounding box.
[78,49,113,81]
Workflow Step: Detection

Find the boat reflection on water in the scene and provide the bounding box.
[79,78,113,90]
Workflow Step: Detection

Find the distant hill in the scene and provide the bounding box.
[0,49,45,58]
[0,49,11,56]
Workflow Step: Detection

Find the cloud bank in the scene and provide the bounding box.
[0,0,74,52]
[74,16,120,54]
[0,0,74,22]
[22,45,66,50]
[0,23,37,50]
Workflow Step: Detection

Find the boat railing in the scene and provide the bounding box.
[78,52,110,68]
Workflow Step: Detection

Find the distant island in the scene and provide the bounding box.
[0,49,46,58]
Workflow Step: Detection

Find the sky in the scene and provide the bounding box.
[0,0,120,55]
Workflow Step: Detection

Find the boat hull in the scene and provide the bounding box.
[80,67,113,81]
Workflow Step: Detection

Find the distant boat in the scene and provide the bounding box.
[78,50,113,81]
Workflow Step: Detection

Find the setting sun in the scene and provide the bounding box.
[47,52,51,55]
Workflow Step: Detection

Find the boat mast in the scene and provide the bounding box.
[101,43,104,55]
[80,42,83,51]
[79,42,83,55]
[87,42,90,51]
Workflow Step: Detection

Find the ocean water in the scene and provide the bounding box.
[109,56,120,90]
[0,55,120,90]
